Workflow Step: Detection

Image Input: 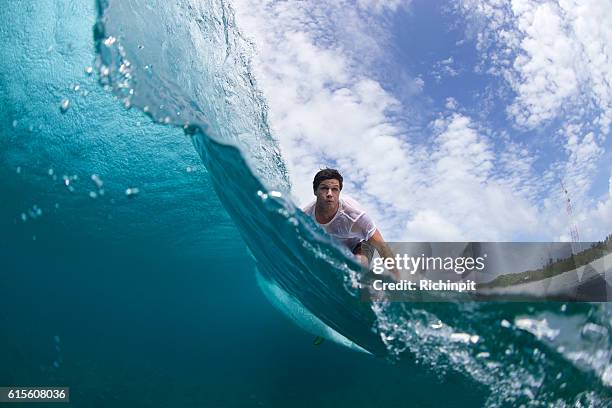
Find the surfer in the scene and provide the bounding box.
[303,168,399,280]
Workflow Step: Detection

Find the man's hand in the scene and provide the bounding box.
[367,229,400,280]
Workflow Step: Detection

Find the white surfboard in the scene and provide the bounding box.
[255,270,372,354]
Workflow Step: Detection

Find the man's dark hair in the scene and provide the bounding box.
[313,168,343,192]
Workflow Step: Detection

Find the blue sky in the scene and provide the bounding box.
[233,0,612,241]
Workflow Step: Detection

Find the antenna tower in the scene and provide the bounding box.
[560,180,580,252]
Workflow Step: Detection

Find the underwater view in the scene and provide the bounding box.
[1,0,611,406]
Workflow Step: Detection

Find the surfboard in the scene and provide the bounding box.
[255,270,372,354]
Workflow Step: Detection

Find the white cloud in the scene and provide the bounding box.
[492,137,540,202]
[405,210,465,241]
[233,0,609,241]
[403,113,542,241]
[432,56,461,83]
[507,1,580,128]
[431,114,494,182]
[357,0,412,13]
[232,0,421,210]
[563,172,612,241]
[562,127,603,200]
[458,0,612,135]
[455,0,611,240]
[445,97,458,110]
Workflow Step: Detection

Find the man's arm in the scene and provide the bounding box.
[367,229,400,280]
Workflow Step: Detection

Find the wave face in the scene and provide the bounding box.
[94,1,612,406]
[1,0,609,406]
[94,0,612,406]
[94,0,390,357]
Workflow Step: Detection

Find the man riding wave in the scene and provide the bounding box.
[302,168,398,279]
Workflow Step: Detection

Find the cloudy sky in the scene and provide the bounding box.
[232,0,611,242]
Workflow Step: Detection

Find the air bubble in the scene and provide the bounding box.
[91,174,103,188]
[430,320,443,329]
[85,66,93,75]
[450,332,473,343]
[103,36,117,46]
[581,323,607,341]
[60,99,70,113]
[63,175,78,192]
[125,187,140,198]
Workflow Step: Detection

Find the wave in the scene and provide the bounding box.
[94,0,612,405]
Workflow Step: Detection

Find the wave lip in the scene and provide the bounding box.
[94,0,289,191]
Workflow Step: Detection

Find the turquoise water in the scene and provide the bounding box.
[1,0,611,406]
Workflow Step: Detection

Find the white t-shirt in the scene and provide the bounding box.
[302,195,377,251]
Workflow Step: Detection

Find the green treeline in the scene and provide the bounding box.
[479,235,612,288]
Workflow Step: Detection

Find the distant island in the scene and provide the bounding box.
[478,234,612,289]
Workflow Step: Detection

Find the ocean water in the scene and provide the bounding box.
[1,0,611,407]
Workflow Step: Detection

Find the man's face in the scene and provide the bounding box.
[315,179,341,208]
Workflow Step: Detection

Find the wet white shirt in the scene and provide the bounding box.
[302,196,376,251]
